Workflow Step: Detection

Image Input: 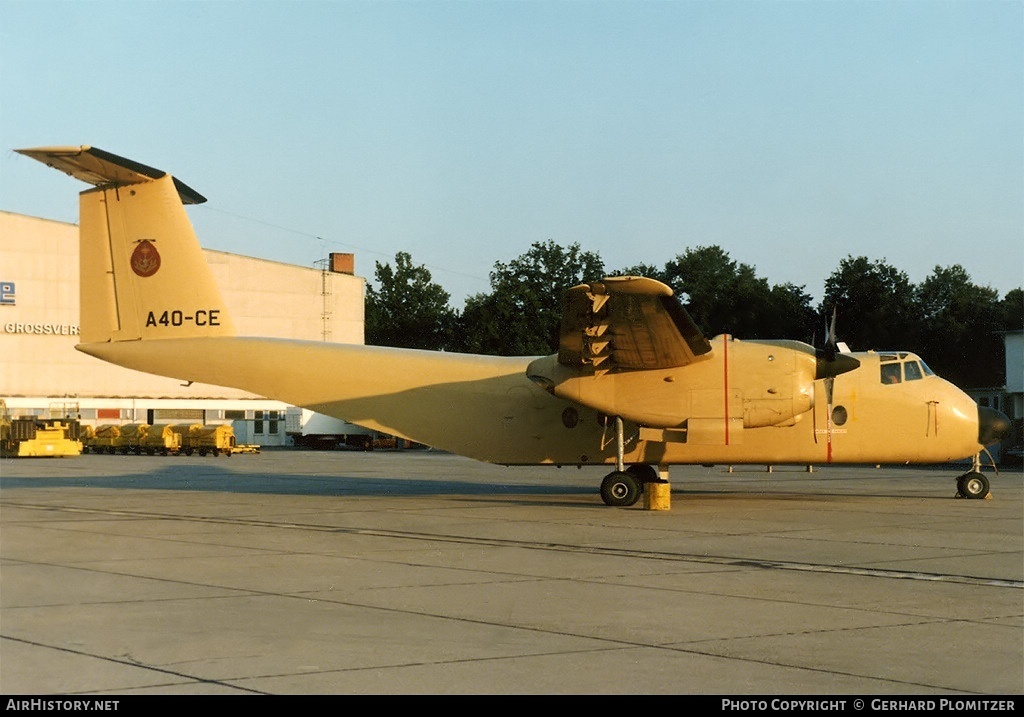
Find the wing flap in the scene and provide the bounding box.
[558,275,712,371]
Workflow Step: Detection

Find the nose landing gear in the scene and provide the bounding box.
[955,453,995,500]
[956,471,990,499]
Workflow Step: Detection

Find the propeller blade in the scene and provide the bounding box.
[827,307,837,347]
[814,306,858,378]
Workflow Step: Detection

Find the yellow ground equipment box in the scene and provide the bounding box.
[1,401,82,458]
[116,424,149,454]
[174,423,236,457]
[83,424,122,454]
[140,424,183,455]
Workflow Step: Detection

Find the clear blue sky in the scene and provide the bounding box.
[2,0,1021,308]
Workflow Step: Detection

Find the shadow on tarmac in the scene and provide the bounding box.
[0,465,599,497]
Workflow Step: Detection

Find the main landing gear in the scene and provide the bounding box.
[955,453,994,500]
[598,416,660,507]
[600,464,658,507]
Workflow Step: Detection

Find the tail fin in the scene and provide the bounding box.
[15,146,235,343]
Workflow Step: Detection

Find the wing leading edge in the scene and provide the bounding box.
[558,275,712,372]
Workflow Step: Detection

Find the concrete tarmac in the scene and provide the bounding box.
[1,449,1021,695]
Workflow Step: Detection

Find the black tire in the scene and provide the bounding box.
[957,472,990,500]
[626,464,658,484]
[600,471,642,507]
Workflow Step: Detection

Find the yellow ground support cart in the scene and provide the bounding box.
[84,424,122,454]
[116,424,149,454]
[0,401,82,458]
[140,424,183,455]
[175,423,236,457]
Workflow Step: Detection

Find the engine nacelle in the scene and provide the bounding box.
[527,337,819,432]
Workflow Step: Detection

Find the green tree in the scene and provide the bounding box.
[915,265,1006,387]
[641,245,815,340]
[999,288,1023,332]
[457,240,605,355]
[365,251,457,350]
[659,245,739,334]
[821,256,916,352]
[764,282,818,342]
[614,262,669,285]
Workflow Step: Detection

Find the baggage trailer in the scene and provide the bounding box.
[84,424,122,454]
[140,424,183,455]
[116,424,149,454]
[176,423,236,457]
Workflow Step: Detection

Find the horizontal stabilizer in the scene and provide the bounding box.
[15,146,206,204]
[17,143,229,343]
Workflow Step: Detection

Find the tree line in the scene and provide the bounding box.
[365,240,1023,389]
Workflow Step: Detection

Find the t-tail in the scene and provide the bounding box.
[15,146,235,344]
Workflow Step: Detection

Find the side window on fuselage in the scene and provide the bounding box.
[880,362,902,385]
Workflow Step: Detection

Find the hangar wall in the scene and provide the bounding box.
[1,210,366,445]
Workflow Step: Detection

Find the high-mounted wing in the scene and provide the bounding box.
[558,275,712,372]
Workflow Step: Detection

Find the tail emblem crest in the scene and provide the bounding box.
[130,240,161,277]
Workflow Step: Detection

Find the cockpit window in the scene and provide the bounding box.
[880,362,902,384]
[876,356,933,383]
[904,360,923,381]
[878,352,935,385]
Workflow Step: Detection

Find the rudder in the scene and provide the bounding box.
[16,146,235,343]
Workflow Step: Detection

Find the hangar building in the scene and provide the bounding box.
[1,210,367,447]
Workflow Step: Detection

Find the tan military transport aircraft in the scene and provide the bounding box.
[17,146,1012,506]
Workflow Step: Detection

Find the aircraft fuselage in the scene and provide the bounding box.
[79,335,984,468]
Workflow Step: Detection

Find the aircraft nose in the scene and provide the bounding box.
[978,405,1011,446]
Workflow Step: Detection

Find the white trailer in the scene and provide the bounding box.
[285,408,374,450]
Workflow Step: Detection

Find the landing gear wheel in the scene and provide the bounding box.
[956,472,990,500]
[601,471,642,507]
[626,464,658,485]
